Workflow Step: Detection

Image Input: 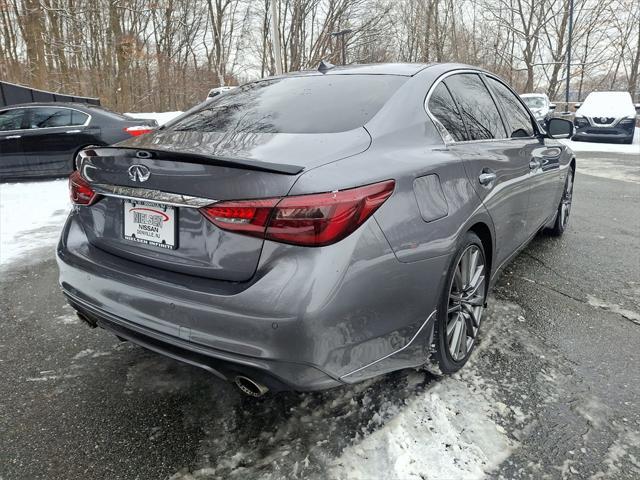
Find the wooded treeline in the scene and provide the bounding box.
[1,0,638,111]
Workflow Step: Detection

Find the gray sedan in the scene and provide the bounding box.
[57,63,575,395]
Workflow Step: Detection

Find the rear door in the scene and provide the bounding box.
[484,76,562,232]
[432,72,532,267]
[0,108,28,178]
[21,107,95,175]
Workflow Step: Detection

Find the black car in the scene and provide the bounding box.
[0,103,157,180]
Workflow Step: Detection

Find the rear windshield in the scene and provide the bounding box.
[166,75,407,134]
[523,97,545,109]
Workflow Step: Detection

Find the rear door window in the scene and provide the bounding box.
[428,83,468,142]
[70,110,89,126]
[167,75,408,134]
[0,109,27,131]
[485,77,535,138]
[444,73,507,141]
[28,108,73,128]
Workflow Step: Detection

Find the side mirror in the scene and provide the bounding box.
[574,102,581,110]
[547,118,573,139]
[635,103,640,111]
[549,103,556,110]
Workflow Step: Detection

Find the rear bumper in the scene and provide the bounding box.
[57,210,445,391]
[64,291,337,391]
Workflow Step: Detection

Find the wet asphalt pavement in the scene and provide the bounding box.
[1,151,639,480]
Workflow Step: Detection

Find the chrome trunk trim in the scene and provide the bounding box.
[92,183,217,208]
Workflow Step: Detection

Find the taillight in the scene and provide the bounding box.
[69,171,98,205]
[124,125,154,136]
[200,180,395,247]
[199,198,279,238]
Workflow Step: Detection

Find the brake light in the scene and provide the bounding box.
[124,125,154,136]
[69,171,98,205]
[199,198,279,238]
[199,180,395,247]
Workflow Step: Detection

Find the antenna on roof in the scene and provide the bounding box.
[317,60,335,74]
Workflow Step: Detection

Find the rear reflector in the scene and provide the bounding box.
[124,125,154,136]
[69,171,98,205]
[200,180,395,247]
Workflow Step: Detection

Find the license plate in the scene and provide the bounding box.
[123,200,176,249]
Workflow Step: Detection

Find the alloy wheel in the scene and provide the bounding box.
[446,245,486,361]
[559,173,574,229]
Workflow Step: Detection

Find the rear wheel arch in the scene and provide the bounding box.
[468,222,493,277]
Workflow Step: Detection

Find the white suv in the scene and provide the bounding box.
[573,91,639,144]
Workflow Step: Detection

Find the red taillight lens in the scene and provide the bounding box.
[124,125,154,136]
[69,171,98,205]
[199,180,395,247]
[200,198,280,238]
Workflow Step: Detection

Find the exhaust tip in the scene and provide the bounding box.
[234,375,269,397]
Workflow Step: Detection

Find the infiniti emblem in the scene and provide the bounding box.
[128,164,151,182]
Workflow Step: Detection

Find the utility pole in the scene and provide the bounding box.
[564,0,574,113]
[331,29,352,65]
[270,0,283,75]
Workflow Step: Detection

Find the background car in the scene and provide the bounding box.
[521,93,556,125]
[573,91,639,144]
[0,103,157,180]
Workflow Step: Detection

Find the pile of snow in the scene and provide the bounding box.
[0,179,69,268]
[560,127,639,154]
[125,111,183,125]
[331,377,515,480]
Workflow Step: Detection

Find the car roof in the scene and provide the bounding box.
[521,93,547,98]
[289,62,433,77]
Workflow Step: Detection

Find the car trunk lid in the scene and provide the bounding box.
[76,128,371,281]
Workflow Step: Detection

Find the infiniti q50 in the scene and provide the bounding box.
[57,63,575,396]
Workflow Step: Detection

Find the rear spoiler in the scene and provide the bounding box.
[83,146,304,175]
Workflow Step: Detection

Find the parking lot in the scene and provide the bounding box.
[1,146,638,480]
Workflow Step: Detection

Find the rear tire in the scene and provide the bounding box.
[547,168,574,237]
[426,232,488,375]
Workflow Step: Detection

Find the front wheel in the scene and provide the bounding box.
[547,169,574,236]
[428,232,487,374]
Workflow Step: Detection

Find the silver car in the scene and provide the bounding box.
[57,63,575,396]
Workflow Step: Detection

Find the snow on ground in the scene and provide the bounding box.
[330,377,515,480]
[125,111,183,125]
[0,179,69,268]
[560,127,640,154]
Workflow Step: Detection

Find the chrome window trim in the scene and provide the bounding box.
[424,69,540,146]
[91,183,217,209]
[0,105,92,133]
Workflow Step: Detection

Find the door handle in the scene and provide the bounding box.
[478,171,497,186]
[529,159,541,170]
[66,130,81,134]
[4,135,21,139]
